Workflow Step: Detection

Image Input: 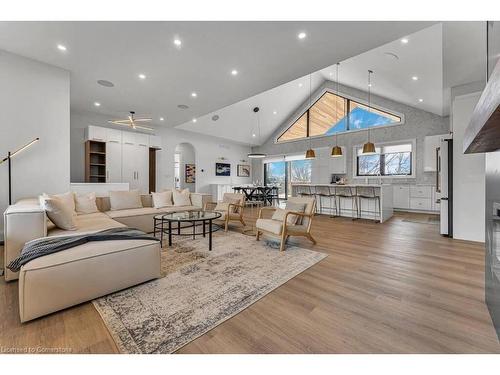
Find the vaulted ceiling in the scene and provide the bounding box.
[0,21,433,128]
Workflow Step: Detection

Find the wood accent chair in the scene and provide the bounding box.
[205,193,246,232]
[255,196,317,251]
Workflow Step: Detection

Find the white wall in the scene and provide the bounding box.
[0,50,70,234]
[452,92,485,242]
[70,110,252,193]
[175,143,196,192]
[157,127,253,194]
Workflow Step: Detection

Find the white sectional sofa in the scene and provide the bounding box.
[3,192,212,322]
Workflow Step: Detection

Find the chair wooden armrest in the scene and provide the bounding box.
[283,211,314,229]
[257,206,278,219]
[204,201,217,211]
[228,203,245,215]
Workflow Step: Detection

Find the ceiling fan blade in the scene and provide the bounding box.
[133,118,153,122]
[108,120,131,125]
[135,124,154,131]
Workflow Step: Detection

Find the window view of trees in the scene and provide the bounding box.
[357,144,412,176]
[264,159,312,199]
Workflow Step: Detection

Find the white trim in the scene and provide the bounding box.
[274,87,405,144]
[352,138,417,179]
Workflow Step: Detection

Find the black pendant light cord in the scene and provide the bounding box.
[368,70,373,143]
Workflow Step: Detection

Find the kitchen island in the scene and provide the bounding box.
[291,183,394,223]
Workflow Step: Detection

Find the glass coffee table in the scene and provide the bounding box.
[153,210,222,251]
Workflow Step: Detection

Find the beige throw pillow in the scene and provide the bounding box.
[40,191,76,216]
[172,189,191,206]
[109,190,143,211]
[74,192,99,214]
[42,198,77,230]
[152,191,173,208]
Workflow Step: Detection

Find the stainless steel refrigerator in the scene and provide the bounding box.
[436,136,453,236]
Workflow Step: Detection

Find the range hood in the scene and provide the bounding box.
[464,59,500,154]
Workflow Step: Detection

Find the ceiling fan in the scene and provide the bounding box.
[108,111,153,131]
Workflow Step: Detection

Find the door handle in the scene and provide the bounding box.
[436,147,440,193]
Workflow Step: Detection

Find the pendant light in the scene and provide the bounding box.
[362,69,376,155]
[305,73,316,159]
[331,62,343,158]
[247,106,267,159]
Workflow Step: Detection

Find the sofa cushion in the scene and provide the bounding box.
[75,192,99,214]
[172,189,191,206]
[42,198,77,231]
[48,212,124,237]
[256,218,283,235]
[152,191,173,208]
[109,190,143,210]
[40,191,76,215]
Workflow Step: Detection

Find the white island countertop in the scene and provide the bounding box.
[291,183,393,223]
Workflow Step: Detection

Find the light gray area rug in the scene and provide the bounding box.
[93,231,326,354]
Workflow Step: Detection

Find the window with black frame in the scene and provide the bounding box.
[356,143,412,177]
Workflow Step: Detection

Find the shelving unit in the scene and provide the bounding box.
[85,140,106,183]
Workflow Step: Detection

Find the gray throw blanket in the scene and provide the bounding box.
[7,227,159,272]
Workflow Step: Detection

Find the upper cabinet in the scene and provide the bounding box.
[135,133,149,147]
[423,134,447,172]
[106,128,122,143]
[85,125,107,142]
[149,135,161,149]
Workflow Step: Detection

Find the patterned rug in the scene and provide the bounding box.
[93,231,326,354]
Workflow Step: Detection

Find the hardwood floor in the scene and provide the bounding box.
[1,211,499,353]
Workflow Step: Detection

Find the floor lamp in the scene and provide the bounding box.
[1,138,40,205]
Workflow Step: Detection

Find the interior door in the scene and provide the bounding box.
[106,141,122,183]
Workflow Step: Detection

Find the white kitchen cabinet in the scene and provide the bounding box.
[424,134,447,172]
[87,126,156,193]
[106,128,122,143]
[149,135,161,149]
[106,140,122,183]
[311,147,346,183]
[409,197,433,211]
[393,184,410,209]
[85,125,107,142]
[410,185,432,198]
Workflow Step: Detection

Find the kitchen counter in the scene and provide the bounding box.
[291,183,393,223]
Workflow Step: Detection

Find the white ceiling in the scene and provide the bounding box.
[0,21,433,129]
[178,22,486,145]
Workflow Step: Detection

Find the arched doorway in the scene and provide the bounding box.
[174,143,196,192]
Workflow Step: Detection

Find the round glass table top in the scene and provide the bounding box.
[154,210,222,222]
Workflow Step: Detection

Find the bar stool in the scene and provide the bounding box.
[296,185,317,213]
[335,186,358,220]
[314,185,337,217]
[356,186,380,222]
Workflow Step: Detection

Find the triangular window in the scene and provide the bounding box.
[277,92,401,142]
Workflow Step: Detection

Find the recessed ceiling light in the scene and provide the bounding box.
[94,102,101,107]
[252,133,256,137]
[191,92,197,98]
[401,38,409,44]
[329,72,333,76]
[192,118,197,123]
[174,38,182,47]
[418,98,424,103]
[273,110,277,115]
[138,73,146,80]
[298,32,307,40]
[412,76,418,81]
[160,117,164,121]
[298,83,303,88]
[368,83,372,87]
[231,69,238,76]
[97,79,114,87]
[57,44,67,51]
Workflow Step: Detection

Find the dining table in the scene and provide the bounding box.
[232,185,278,206]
